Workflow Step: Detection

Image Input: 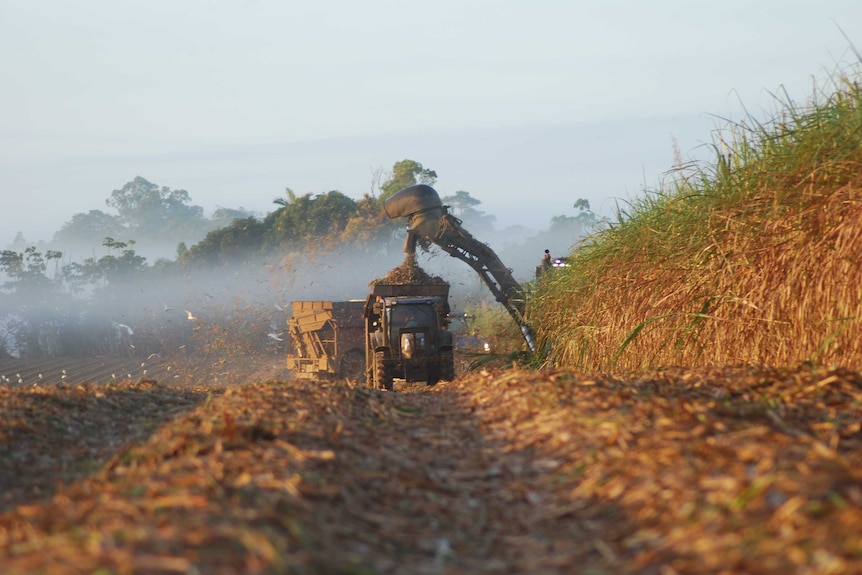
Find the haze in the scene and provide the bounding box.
[2,0,861,245]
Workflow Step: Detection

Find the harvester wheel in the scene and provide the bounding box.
[440,351,455,382]
[373,350,393,391]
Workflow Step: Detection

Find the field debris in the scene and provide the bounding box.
[1,361,860,574]
[0,379,210,512]
[371,253,449,286]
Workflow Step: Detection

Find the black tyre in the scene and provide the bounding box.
[365,352,375,388]
[373,350,393,391]
[440,351,455,382]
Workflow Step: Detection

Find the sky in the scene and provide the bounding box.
[2,0,861,248]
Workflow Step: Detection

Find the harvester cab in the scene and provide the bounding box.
[364,287,455,390]
[391,300,436,360]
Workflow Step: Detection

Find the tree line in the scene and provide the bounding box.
[0,159,600,360]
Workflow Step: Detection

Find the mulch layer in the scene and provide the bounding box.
[1,363,861,574]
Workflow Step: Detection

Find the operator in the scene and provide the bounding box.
[542,249,552,272]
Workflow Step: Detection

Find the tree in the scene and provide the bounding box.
[92,238,148,285]
[62,238,148,289]
[441,190,495,234]
[7,232,29,252]
[441,190,482,216]
[0,247,66,357]
[533,198,601,258]
[273,187,299,210]
[106,176,208,240]
[209,206,256,230]
[572,199,599,237]
[340,193,399,252]
[0,246,63,295]
[53,209,126,246]
[179,217,266,267]
[380,160,437,202]
[265,190,358,248]
[345,160,438,252]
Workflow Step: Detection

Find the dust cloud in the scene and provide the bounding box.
[0,231,536,362]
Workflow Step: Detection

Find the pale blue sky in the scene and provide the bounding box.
[2,0,860,244]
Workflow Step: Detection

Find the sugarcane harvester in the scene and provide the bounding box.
[384,184,537,353]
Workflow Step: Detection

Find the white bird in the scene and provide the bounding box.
[117,323,134,336]
[164,303,173,312]
[274,303,285,312]
[267,332,284,342]
[185,310,197,321]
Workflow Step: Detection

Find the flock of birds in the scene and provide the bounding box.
[2,301,292,387]
[130,301,288,347]
[110,305,212,340]
[1,355,180,387]
[0,372,53,385]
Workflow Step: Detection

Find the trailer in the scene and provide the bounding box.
[286,282,455,389]
[286,300,366,380]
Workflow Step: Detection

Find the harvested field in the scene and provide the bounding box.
[0,353,287,389]
[1,358,860,574]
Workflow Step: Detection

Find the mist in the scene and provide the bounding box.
[0,187,591,365]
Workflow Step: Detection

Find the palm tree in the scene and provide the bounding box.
[273,187,298,208]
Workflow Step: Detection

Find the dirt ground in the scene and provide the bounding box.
[0,355,860,574]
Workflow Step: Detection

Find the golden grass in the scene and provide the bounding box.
[531,68,862,373]
[539,179,862,372]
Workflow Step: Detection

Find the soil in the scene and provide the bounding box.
[0,355,860,574]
